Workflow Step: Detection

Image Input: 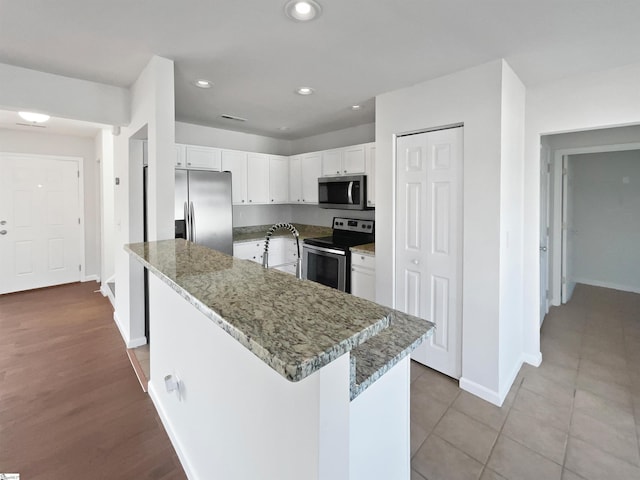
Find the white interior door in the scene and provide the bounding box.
[561,155,576,303]
[539,144,551,325]
[395,127,463,379]
[0,154,81,294]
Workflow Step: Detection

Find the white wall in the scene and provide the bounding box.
[290,123,375,155]
[498,63,526,392]
[290,205,375,228]
[570,150,640,292]
[0,128,101,279]
[376,60,506,401]
[113,56,175,347]
[523,62,640,363]
[0,62,129,126]
[176,121,290,156]
[98,129,116,283]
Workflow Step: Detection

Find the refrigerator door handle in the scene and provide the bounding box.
[184,201,190,241]
[190,201,196,242]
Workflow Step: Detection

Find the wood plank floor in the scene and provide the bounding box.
[0,282,186,479]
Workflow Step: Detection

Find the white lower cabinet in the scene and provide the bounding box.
[233,238,299,275]
[233,240,265,264]
[351,252,375,302]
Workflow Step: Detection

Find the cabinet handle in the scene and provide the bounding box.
[336,170,340,174]
[344,170,347,173]
[249,199,252,202]
[242,200,245,203]
[188,162,192,166]
[177,162,182,166]
[271,199,274,202]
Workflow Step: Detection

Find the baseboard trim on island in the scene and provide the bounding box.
[522,351,542,367]
[148,382,197,480]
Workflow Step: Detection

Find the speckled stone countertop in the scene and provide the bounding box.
[350,243,375,255]
[126,239,432,399]
[233,223,332,243]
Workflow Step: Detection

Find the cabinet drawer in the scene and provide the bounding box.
[351,252,375,270]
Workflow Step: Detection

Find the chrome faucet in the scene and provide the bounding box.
[262,223,303,279]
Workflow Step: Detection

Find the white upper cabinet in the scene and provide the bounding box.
[289,156,302,203]
[301,153,322,204]
[175,144,186,167]
[247,153,269,204]
[185,145,222,170]
[365,143,375,207]
[269,155,289,204]
[221,150,248,205]
[343,144,366,174]
[321,145,366,176]
[321,149,343,176]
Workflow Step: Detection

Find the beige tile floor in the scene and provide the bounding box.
[410,284,640,480]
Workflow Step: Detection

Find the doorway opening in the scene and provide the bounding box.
[539,125,640,325]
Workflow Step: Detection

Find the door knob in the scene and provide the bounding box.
[540,246,547,252]
[0,230,7,235]
[412,259,419,265]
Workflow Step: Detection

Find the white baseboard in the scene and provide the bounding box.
[148,382,197,480]
[127,335,147,349]
[81,274,99,283]
[499,357,524,402]
[573,278,640,295]
[113,311,129,345]
[522,351,542,367]
[459,377,502,406]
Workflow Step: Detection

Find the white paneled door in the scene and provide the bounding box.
[0,154,81,294]
[396,127,463,378]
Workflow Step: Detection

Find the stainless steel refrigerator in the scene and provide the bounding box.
[174,169,233,255]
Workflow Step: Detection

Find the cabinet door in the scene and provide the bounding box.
[301,153,321,203]
[343,145,366,174]
[321,149,343,176]
[233,241,265,263]
[365,143,376,207]
[247,153,269,204]
[351,267,376,302]
[289,156,302,203]
[269,156,289,204]
[185,145,222,170]
[175,144,186,167]
[221,150,248,205]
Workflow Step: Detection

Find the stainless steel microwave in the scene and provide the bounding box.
[318,175,368,210]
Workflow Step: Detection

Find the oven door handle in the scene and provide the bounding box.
[347,181,354,204]
[303,244,347,256]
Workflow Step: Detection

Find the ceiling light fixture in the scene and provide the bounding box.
[351,105,362,111]
[279,126,289,131]
[18,111,50,123]
[194,79,213,89]
[284,0,322,21]
[295,86,314,95]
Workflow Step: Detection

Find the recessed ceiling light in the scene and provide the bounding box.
[18,111,50,123]
[279,126,289,131]
[351,105,362,111]
[295,87,314,96]
[284,0,322,21]
[194,79,213,89]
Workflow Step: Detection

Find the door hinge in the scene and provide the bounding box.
[562,168,568,175]
[546,290,551,299]
[546,227,550,236]
[546,163,551,173]
[77,170,80,178]
[78,264,82,272]
[78,218,81,225]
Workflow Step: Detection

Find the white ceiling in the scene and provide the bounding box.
[1,0,640,140]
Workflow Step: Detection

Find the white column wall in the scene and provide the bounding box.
[498,63,527,393]
[114,55,175,347]
[376,60,504,398]
[523,62,640,362]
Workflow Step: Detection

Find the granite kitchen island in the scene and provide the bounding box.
[126,239,433,480]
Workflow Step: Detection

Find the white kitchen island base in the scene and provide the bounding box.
[147,274,411,480]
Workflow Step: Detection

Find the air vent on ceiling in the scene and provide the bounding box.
[220,114,247,122]
[16,122,46,128]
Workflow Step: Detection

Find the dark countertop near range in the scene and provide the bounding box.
[126,239,432,399]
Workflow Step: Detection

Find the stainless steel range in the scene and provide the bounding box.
[302,217,374,293]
